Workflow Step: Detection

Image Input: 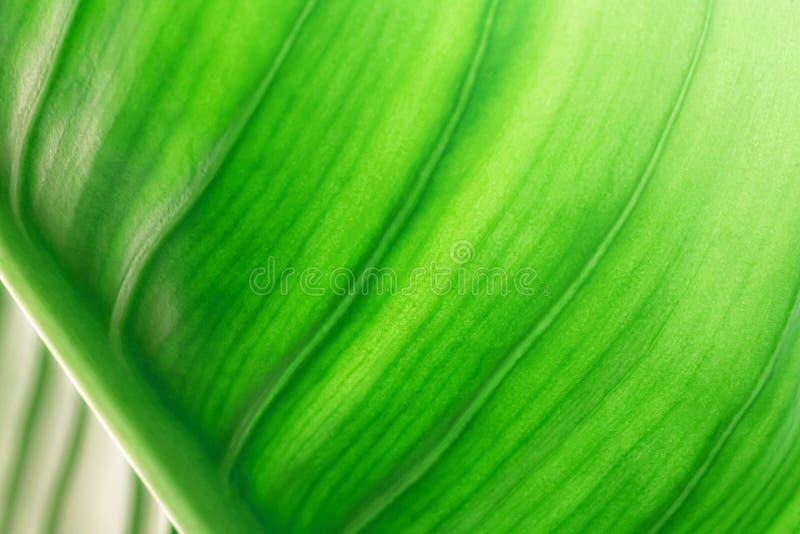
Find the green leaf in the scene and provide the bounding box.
[0,289,166,533]
[1,0,800,532]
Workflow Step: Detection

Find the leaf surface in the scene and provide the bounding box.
[1,0,800,532]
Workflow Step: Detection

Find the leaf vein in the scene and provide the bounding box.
[9,0,84,231]
[219,0,504,476]
[341,1,714,530]
[650,280,800,532]
[109,0,318,351]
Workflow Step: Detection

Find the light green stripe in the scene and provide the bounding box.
[0,347,50,534]
[43,402,88,534]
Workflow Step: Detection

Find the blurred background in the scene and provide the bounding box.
[0,289,168,534]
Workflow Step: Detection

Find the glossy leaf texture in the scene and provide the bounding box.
[1,0,800,532]
[0,290,167,534]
